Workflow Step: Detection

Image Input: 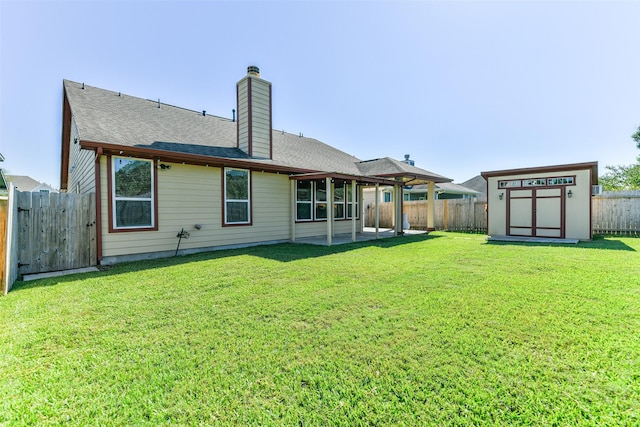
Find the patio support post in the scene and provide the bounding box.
[358,184,364,233]
[427,181,436,231]
[290,179,296,242]
[395,183,402,236]
[375,183,380,239]
[326,177,333,246]
[351,179,356,242]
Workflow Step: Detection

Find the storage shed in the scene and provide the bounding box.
[481,162,598,241]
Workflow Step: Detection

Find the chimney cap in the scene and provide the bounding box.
[247,65,260,77]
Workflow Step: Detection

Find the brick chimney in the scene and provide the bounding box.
[236,66,272,159]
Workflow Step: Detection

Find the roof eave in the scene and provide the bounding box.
[481,161,599,183]
[80,140,318,175]
[373,173,453,184]
[289,172,400,186]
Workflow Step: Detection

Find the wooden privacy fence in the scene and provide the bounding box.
[592,191,640,235]
[365,192,640,235]
[0,196,7,294]
[365,198,487,232]
[12,190,97,277]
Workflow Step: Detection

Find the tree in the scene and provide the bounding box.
[599,126,640,191]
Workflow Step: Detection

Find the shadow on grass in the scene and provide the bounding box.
[485,235,636,252]
[9,233,440,293]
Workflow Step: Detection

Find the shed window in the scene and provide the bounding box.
[548,177,575,186]
[499,180,521,188]
[523,179,546,187]
[112,157,154,229]
[224,168,251,224]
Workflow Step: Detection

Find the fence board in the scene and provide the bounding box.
[592,192,640,235]
[16,191,96,276]
[0,197,7,294]
[365,198,487,232]
[4,185,19,294]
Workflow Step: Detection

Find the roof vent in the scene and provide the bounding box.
[247,66,260,77]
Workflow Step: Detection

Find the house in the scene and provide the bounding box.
[375,182,481,202]
[460,175,487,198]
[0,153,7,194]
[61,67,452,264]
[5,175,58,193]
[481,162,598,241]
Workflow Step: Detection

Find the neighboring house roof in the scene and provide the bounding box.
[62,80,451,186]
[357,157,451,184]
[6,175,58,192]
[460,175,487,195]
[433,182,481,195]
[0,152,6,191]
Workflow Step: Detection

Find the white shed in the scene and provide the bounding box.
[481,162,598,241]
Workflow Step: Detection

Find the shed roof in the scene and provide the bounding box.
[481,161,598,183]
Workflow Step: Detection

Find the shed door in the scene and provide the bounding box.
[508,188,564,238]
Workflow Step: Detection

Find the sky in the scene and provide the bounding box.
[1,0,639,188]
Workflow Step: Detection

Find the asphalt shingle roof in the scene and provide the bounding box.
[64,80,451,182]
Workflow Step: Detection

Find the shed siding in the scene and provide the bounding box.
[487,168,592,240]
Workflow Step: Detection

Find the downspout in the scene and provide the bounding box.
[94,147,103,263]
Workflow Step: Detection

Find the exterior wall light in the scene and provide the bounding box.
[567,189,573,198]
[498,192,504,200]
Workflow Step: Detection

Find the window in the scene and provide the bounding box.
[499,180,522,188]
[296,180,312,221]
[346,183,359,218]
[315,180,327,220]
[112,157,154,229]
[548,176,574,186]
[523,179,546,187]
[383,191,392,203]
[224,168,251,224]
[334,185,345,219]
[294,180,359,221]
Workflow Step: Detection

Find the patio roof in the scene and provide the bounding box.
[289,172,401,186]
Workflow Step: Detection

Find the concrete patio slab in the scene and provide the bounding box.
[294,228,428,246]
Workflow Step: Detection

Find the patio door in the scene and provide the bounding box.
[508,188,564,238]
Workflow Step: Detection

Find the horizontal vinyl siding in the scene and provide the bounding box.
[67,120,96,194]
[101,163,292,258]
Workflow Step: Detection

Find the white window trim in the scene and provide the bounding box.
[295,181,313,222]
[112,156,155,230]
[224,167,251,225]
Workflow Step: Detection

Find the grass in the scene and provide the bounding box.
[1,232,639,426]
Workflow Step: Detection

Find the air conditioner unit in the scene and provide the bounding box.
[592,185,603,196]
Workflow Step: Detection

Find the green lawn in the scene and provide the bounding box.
[1,232,639,426]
